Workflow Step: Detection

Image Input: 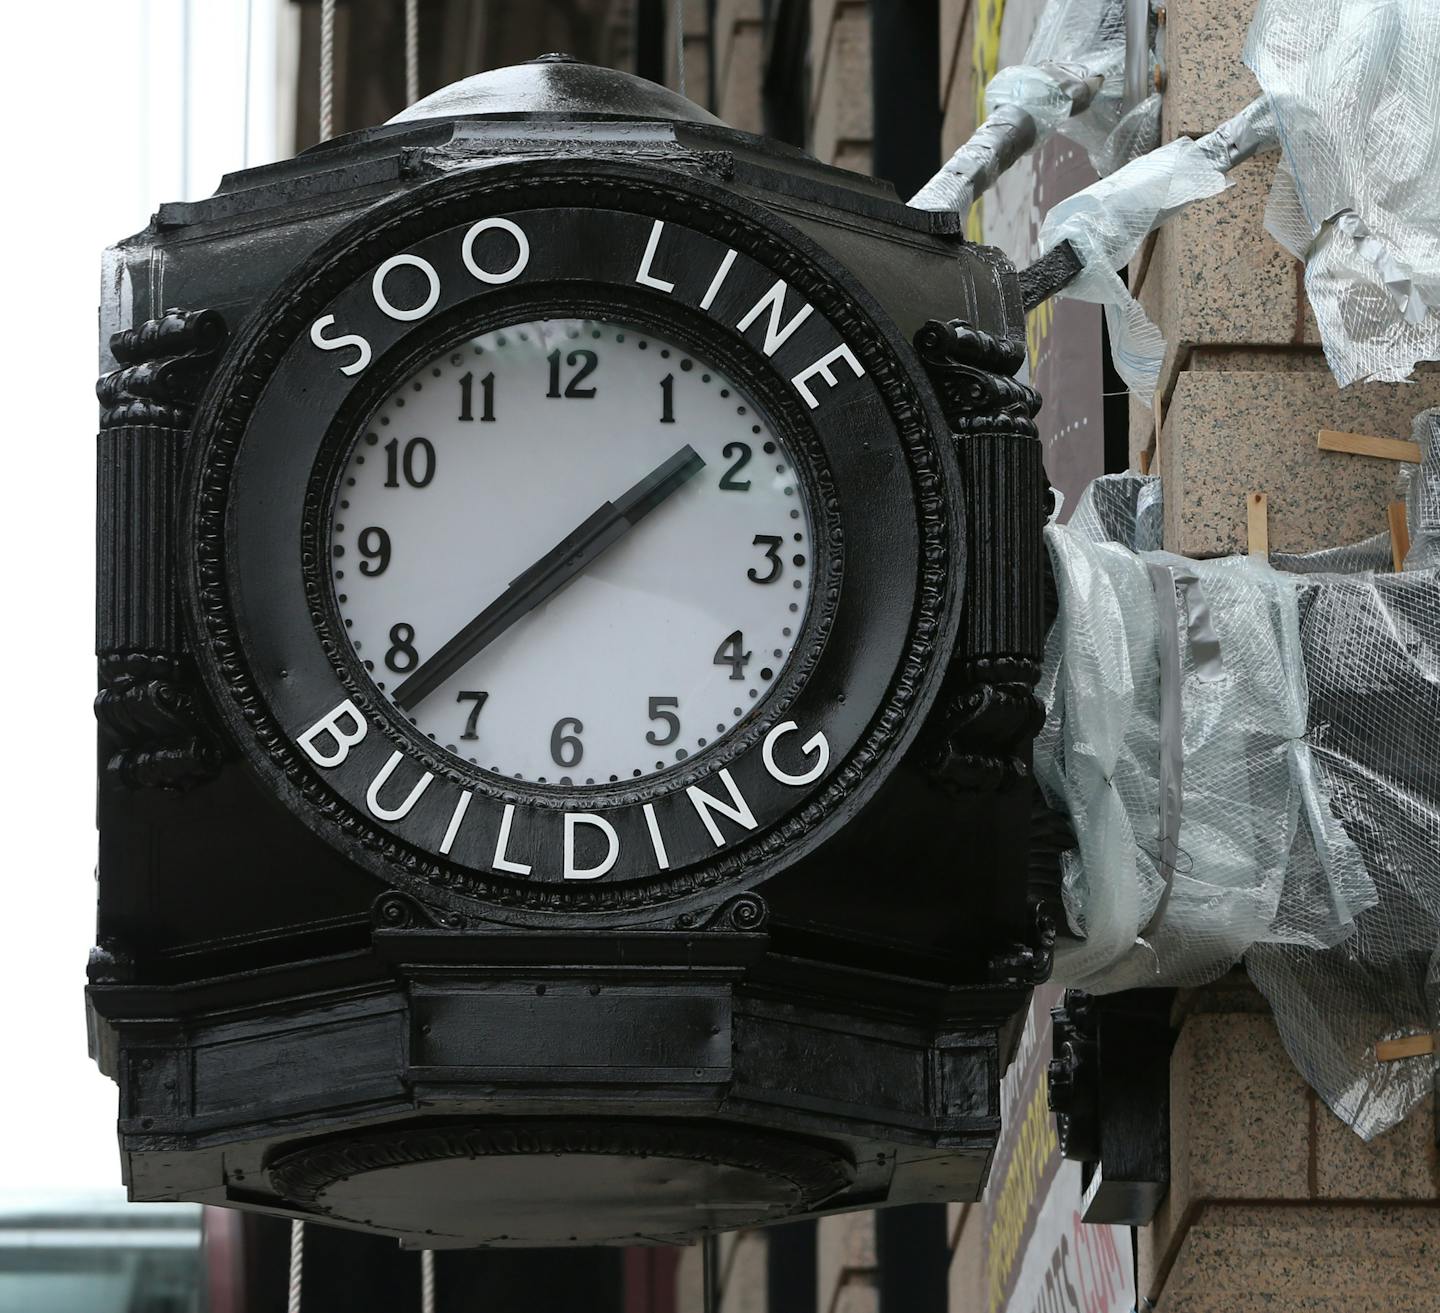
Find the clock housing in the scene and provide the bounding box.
[89,57,1051,1247]
[183,159,963,926]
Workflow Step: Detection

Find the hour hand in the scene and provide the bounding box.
[392,444,705,711]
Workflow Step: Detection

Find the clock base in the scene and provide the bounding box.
[267,1119,852,1247]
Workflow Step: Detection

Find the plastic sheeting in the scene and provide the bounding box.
[1244,0,1440,387]
[1039,462,1439,1137]
[909,0,1159,213]
[1034,136,1233,402]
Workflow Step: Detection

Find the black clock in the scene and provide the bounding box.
[92,57,1054,1245]
[183,161,962,925]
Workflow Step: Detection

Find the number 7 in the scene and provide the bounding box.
[456,690,489,740]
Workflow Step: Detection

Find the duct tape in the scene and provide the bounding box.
[1322,210,1434,327]
[1140,564,1223,940]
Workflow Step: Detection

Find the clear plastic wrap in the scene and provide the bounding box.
[1403,409,1438,570]
[1037,527,1375,994]
[1244,0,1440,386]
[1035,137,1232,402]
[1018,0,1159,174]
[1040,468,1439,1138]
[909,0,1160,213]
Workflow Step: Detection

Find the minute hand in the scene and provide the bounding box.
[392,444,706,712]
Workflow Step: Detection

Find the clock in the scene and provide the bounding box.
[181,158,965,924]
[95,57,1050,1245]
[328,316,816,785]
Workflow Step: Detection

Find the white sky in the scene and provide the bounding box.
[0,0,285,1200]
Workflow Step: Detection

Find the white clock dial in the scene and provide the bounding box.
[329,317,815,785]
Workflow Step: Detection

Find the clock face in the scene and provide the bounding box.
[328,317,815,785]
[188,173,963,917]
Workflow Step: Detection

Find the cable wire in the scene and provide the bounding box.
[421,1248,436,1313]
[287,1220,304,1313]
[406,0,420,106]
[675,0,686,99]
[319,0,336,140]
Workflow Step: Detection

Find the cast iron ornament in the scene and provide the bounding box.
[182,158,965,927]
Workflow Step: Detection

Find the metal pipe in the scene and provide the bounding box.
[1124,0,1152,111]
[908,62,1103,213]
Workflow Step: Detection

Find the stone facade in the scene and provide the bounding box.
[1139,978,1439,1313]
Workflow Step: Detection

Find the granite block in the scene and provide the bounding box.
[832,1278,879,1313]
[810,1,871,168]
[1139,156,1308,403]
[947,1203,986,1313]
[818,1209,876,1308]
[1162,0,1265,140]
[1312,1093,1440,1202]
[940,0,972,121]
[676,1241,704,1313]
[719,1230,768,1313]
[716,15,764,136]
[1160,369,1439,557]
[714,0,762,99]
[1175,1012,1314,1201]
[1157,1203,1440,1312]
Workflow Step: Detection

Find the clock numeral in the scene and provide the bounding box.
[646,696,680,746]
[357,526,391,576]
[546,348,598,399]
[385,622,419,673]
[659,374,676,424]
[384,436,436,488]
[550,717,584,768]
[456,690,488,739]
[719,442,752,491]
[458,371,495,422]
[747,534,783,584]
[714,630,751,681]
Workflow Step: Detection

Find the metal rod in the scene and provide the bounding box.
[420,1249,435,1313]
[703,1234,720,1312]
[1123,0,1151,111]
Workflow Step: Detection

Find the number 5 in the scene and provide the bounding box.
[646,696,680,746]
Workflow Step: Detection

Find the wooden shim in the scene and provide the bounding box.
[1247,491,1268,556]
[1375,1033,1436,1062]
[1388,501,1411,571]
[1318,429,1422,462]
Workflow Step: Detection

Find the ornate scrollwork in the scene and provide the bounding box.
[96,309,230,790]
[371,890,467,930]
[675,891,770,933]
[97,308,228,430]
[913,319,1048,799]
[912,318,1038,436]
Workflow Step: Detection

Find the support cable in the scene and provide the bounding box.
[406,0,420,106]
[319,0,336,140]
[286,1220,304,1313]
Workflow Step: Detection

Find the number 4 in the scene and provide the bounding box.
[714,631,750,680]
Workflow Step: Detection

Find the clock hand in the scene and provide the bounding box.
[392,444,707,711]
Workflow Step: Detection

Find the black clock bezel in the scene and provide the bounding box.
[308,289,839,803]
[181,158,965,927]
